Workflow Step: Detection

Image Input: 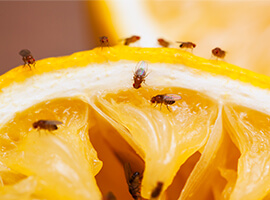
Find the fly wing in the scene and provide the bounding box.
[163,94,182,101]
[19,49,31,56]
[44,120,63,125]
[124,163,132,184]
[136,68,146,77]
[135,61,148,75]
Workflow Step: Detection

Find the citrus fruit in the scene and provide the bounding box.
[87,1,270,76]
[0,46,270,200]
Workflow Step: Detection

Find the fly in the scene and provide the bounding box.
[133,60,148,89]
[124,163,142,200]
[32,120,63,131]
[19,49,36,69]
[151,94,182,111]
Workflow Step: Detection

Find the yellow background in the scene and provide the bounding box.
[89,1,270,76]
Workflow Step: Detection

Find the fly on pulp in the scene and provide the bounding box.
[151,182,164,198]
[124,163,142,200]
[32,120,63,131]
[151,94,182,111]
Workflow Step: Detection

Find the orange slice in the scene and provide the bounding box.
[0,46,269,200]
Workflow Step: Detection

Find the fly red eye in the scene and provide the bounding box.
[133,83,141,89]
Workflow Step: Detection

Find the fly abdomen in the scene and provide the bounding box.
[52,124,58,130]
[165,100,175,105]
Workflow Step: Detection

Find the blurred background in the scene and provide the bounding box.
[1,1,270,76]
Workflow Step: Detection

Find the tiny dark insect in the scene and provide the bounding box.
[133,61,148,89]
[212,47,226,59]
[99,36,110,47]
[124,163,142,200]
[151,182,164,198]
[32,120,63,131]
[157,38,170,47]
[124,35,141,45]
[103,191,117,200]
[176,41,196,51]
[151,94,182,111]
[19,49,36,68]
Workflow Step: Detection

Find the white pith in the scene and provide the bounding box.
[0,60,269,127]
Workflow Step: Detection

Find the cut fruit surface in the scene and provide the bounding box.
[0,46,270,199]
[0,99,102,200]
[224,105,270,200]
[93,87,219,197]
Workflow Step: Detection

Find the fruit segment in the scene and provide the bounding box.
[0,99,102,200]
[4,133,101,200]
[0,176,37,200]
[94,87,219,199]
[224,104,270,200]
[179,106,223,200]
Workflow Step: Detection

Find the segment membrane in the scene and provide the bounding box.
[224,104,270,200]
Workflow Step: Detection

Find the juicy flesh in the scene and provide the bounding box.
[96,87,219,199]
[0,99,102,200]
[0,87,269,200]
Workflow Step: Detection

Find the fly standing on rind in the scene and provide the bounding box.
[124,35,141,46]
[157,38,170,47]
[19,49,36,69]
[212,47,226,60]
[99,36,110,47]
[176,41,196,52]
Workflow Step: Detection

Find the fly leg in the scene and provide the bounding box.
[166,104,171,112]
[22,58,27,67]
[28,63,32,70]
[160,103,163,110]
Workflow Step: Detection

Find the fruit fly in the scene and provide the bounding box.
[157,38,170,47]
[151,94,182,111]
[100,36,110,47]
[19,49,36,68]
[176,41,196,51]
[103,192,117,200]
[151,182,164,198]
[124,35,141,45]
[133,60,148,89]
[124,163,142,200]
[32,120,63,131]
[212,47,226,59]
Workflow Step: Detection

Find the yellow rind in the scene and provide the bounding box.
[1,46,270,91]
